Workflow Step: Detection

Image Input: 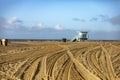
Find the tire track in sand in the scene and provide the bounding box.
[101,45,119,80]
[46,51,66,79]
[35,56,47,80]
[14,57,39,79]
[67,49,100,80]
[23,58,41,80]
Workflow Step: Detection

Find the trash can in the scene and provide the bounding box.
[62,38,67,42]
[1,39,8,46]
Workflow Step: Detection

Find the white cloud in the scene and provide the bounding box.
[0,17,13,30]
[54,24,63,30]
[7,16,22,25]
[36,22,44,29]
[4,16,23,29]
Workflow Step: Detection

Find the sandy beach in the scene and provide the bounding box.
[0,41,119,80]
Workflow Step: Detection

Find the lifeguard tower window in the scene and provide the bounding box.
[82,34,87,38]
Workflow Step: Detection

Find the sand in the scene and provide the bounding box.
[0,41,119,80]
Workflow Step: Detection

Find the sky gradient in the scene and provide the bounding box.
[0,0,120,40]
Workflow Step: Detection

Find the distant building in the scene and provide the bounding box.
[71,31,88,42]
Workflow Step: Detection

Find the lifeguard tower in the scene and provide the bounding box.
[71,31,88,42]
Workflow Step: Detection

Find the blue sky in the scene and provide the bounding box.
[0,0,120,40]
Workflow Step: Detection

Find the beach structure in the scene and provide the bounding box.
[71,31,88,42]
[1,39,8,46]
